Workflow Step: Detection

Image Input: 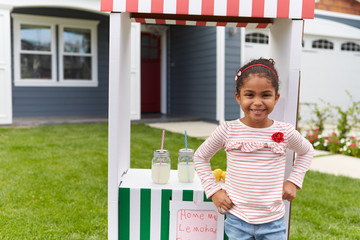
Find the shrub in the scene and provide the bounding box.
[300,90,360,158]
[304,128,326,151]
[340,136,360,158]
[304,129,360,158]
[325,132,344,153]
[301,100,332,135]
[333,91,360,139]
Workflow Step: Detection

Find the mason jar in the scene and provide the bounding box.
[152,150,171,184]
[177,148,195,183]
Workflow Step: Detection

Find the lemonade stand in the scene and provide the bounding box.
[100,1,316,239]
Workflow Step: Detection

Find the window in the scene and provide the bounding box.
[141,33,160,59]
[12,14,99,87]
[19,24,54,80]
[312,39,334,50]
[341,42,360,52]
[245,33,269,44]
[60,27,93,82]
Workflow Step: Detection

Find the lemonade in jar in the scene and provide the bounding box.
[177,148,195,183]
[152,150,171,184]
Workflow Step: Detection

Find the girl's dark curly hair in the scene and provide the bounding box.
[235,58,279,95]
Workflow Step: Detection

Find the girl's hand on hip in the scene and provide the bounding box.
[210,189,233,215]
[282,181,297,201]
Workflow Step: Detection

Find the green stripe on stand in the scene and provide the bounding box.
[119,188,130,240]
[161,189,172,240]
[182,190,193,201]
[140,188,151,240]
[203,192,212,202]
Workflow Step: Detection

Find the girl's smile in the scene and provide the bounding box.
[235,74,280,128]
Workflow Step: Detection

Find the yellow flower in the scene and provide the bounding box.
[221,171,226,182]
[212,169,223,182]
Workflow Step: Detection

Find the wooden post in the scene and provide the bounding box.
[108,12,131,240]
[0,8,12,125]
[269,19,304,239]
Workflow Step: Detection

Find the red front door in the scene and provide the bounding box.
[141,33,161,113]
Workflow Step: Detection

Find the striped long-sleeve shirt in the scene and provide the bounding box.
[194,119,313,224]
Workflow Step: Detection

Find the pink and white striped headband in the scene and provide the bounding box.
[235,64,278,81]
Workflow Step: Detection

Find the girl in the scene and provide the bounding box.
[194,58,313,239]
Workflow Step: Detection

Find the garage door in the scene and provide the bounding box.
[301,36,360,110]
[244,19,360,121]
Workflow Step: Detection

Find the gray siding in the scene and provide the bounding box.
[169,26,217,121]
[316,14,360,29]
[11,8,109,117]
[225,27,241,120]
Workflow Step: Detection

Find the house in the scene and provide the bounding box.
[0,0,109,125]
[0,0,359,125]
[301,1,360,120]
[0,0,247,125]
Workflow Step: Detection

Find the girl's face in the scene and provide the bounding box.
[235,73,280,128]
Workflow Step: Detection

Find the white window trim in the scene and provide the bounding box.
[58,23,98,86]
[12,13,99,87]
[311,38,334,50]
[12,15,57,86]
[341,41,360,52]
[245,32,269,44]
[244,29,270,46]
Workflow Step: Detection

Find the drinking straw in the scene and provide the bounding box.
[161,130,165,152]
[185,130,188,165]
[185,130,190,182]
[160,130,165,165]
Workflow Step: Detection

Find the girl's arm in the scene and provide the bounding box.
[194,122,229,199]
[285,124,314,189]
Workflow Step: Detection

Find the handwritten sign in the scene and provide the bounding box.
[177,209,218,240]
[169,201,224,240]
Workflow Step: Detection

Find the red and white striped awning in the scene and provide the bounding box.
[130,12,273,28]
[102,0,314,27]
[131,17,271,28]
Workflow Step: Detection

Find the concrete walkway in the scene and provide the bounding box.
[148,121,360,180]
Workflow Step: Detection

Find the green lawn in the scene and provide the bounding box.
[0,123,108,239]
[291,171,360,239]
[0,123,359,239]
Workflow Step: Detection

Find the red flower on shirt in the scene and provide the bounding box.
[272,132,284,143]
